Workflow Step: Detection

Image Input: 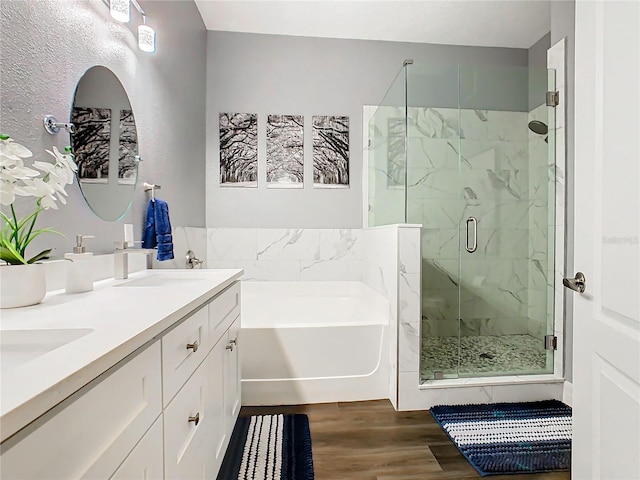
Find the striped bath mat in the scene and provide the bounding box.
[431,400,572,476]
[217,414,314,480]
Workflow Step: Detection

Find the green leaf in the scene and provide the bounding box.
[26,249,52,264]
[1,222,15,243]
[0,210,15,227]
[0,134,9,141]
[0,240,27,265]
[21,227,63,251]
[16,208,43,231]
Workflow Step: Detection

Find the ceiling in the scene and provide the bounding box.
[194,0,551,49]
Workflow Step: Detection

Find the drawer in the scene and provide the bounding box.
[162,304,209,406]
[0,342,162,480]
[163,354,221,480]
[209,281,241,345]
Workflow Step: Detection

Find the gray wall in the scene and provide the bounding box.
[206,32,528,228]
[528,32,552,111]
[551,0,576,383]
[0,0,207,257]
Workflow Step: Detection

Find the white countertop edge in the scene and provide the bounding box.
[0,269,243,443]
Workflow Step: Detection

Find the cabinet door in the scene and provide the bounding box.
[0,343,162,480]
[164,350,219,480]
[225,317,241,437]
[209,335,228,474]
[110,416,163,480]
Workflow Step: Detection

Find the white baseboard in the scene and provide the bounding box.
[563,381,573,407]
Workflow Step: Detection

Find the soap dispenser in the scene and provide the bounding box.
[64,235,95,294]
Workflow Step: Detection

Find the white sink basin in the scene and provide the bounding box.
[116,274,204,288]
[0,328,94,374]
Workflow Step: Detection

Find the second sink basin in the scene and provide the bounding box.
[0,328,94,374]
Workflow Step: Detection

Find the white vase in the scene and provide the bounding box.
[0,263,46,309]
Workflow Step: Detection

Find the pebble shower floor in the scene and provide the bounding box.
[421,334,548,380]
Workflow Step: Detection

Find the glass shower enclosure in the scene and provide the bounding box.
[368,61,556,383]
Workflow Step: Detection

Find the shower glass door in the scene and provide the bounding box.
[456,65,556,377]
[417,64,557,382]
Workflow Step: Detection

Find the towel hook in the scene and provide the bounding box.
[143,182,161,201]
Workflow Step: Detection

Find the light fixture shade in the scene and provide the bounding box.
[110,0,130,22]
[138,24,156,53]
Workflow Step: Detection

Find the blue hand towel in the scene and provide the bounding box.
[142,199,175,261]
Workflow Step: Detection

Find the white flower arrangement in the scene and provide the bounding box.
[0,134,78,265]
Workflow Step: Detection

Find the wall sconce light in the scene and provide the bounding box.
[110,0,130,23]
[138,16,156,53]
[109,0,156,53]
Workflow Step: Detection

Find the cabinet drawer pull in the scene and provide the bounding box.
[230,338,237,346]
[226,343,234,351]
[186,340,199,353]
[188,413,200,426]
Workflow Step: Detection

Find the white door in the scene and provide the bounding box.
[572,1,640,479]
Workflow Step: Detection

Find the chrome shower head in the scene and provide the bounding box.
[528,120,548,135]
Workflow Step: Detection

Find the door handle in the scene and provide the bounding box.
[563,272,586,293]
[465,217,478,253]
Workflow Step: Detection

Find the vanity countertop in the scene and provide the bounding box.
[0,269,243,443]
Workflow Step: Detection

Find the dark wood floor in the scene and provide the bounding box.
[241,400,571,480]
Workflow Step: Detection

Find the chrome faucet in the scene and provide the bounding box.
[114,242,155,279]
[186,250,204,269]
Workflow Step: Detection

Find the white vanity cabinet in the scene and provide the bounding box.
[0,278,242,480]
[0,342,163,479]
[163,282,241,479]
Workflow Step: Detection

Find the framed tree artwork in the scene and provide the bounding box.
[266,114,304,188]
[219,112,258,187]
[312,115,349,188]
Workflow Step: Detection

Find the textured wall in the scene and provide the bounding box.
[0,0,206,257]
[206,31,528,229]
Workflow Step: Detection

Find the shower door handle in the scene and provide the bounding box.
[465,217,478,253]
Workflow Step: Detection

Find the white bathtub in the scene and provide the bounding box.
[240,281,389,405]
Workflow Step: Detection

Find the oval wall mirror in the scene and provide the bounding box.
[70,66,139,222]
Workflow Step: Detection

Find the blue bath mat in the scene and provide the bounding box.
[430,400,572,476]
[217,414,314,480]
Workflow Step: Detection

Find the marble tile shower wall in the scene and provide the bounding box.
[406,107,532,339]
[206,228,362,281]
